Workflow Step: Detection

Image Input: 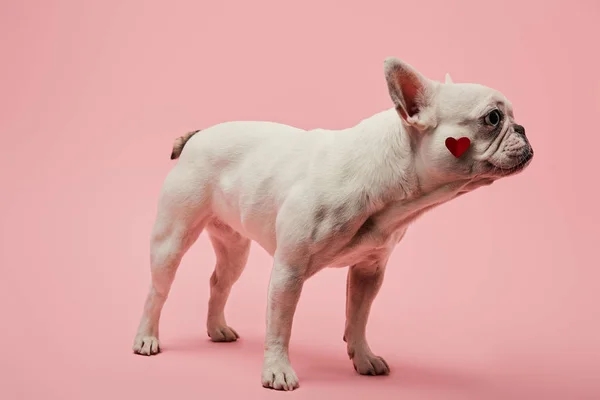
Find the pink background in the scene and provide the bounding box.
[1,1,599,399]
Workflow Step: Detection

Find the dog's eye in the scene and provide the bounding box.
[484,110,502,127]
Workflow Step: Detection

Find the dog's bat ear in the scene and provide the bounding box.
[445,73,453,84]
[384,57,437,130]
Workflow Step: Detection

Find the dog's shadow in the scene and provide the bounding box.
[163,334,485,390]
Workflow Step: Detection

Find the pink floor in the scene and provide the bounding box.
[2,1,599,399]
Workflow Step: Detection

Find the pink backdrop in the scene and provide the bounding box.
[1,1,599,399]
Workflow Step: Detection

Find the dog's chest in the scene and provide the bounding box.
[320,232,405,270]
[308,205,408,271]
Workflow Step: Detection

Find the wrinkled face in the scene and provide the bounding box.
[384,58,533,189]
[419,83,534,183]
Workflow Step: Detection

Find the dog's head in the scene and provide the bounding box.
[384,57,533,191]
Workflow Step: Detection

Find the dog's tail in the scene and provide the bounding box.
[170,130,200,160]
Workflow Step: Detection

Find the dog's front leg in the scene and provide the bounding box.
[261,256,305,391]
[344,262,390,376]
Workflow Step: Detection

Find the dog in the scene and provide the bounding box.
[133,57,533,391]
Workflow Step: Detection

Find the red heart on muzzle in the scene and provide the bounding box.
[445,137,471,158]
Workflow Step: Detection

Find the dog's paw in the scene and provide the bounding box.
[133,335,160,356]
[261,362,299,391]
[351,351,390,376]
[207,325,239,342]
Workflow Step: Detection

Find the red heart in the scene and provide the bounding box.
[445,137,471,158]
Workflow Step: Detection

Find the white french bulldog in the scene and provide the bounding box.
[133,57,533,391]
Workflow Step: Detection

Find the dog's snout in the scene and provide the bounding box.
[513,124,526,136]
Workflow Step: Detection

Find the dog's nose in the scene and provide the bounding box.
[514,124,526,136]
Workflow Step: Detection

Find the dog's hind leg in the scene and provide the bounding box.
[133,168,210,355]
[205,219,251,342]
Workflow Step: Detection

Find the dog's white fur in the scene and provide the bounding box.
[133,58,533,391]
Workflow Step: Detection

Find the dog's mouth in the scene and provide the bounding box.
[486,150,534,176]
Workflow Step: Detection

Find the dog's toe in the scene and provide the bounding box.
[352,353,390,376]
[133,335,161,356]
[208,325,240,342]
[262,363,299,391]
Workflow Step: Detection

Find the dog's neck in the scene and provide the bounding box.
[342,108,435,201]
[341,108,478,235]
